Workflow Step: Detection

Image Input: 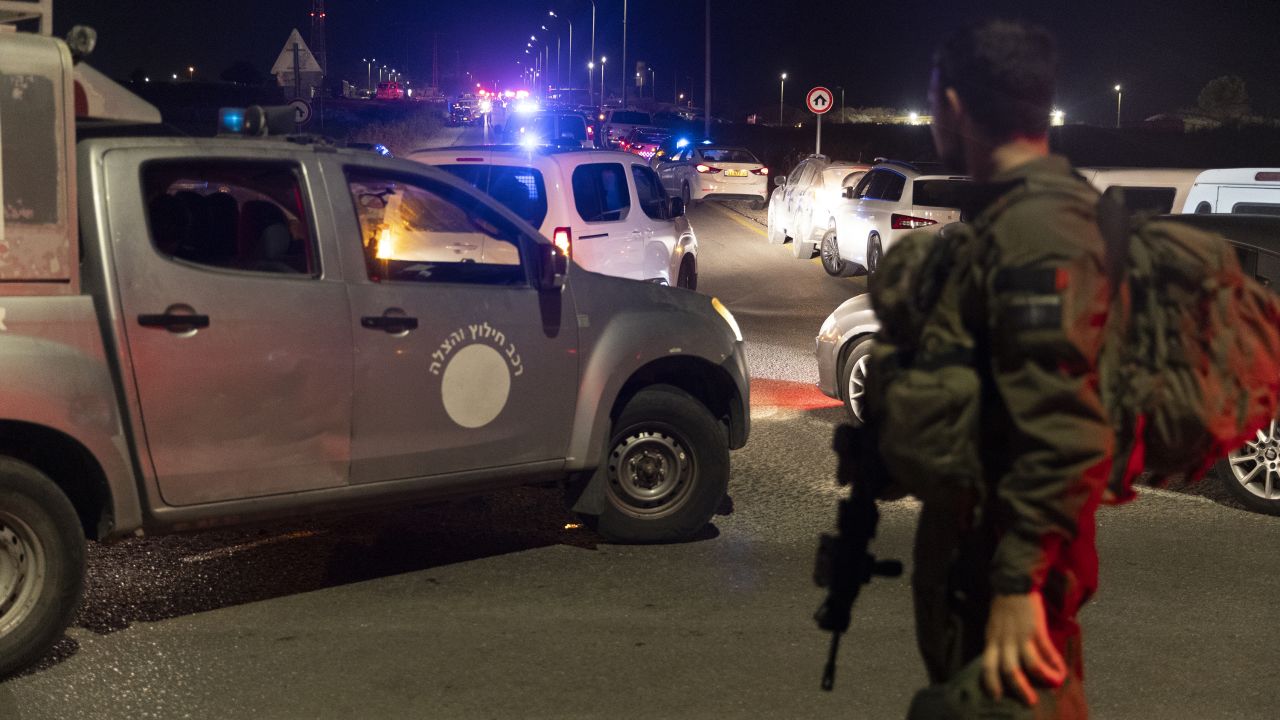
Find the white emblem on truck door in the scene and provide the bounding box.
[431,323,524,429]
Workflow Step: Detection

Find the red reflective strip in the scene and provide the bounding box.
[1055,268,1071,291]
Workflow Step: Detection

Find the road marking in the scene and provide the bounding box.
[709,203,769,238]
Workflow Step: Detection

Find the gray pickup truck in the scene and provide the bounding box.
[0,23,749,677]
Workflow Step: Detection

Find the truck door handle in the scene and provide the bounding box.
[138,313,210,332]
[361,315,419,333]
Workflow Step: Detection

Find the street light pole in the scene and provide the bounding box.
[838,86,845,123]
[589,1,596,104]
[622,0,629,108]
[364,58,375,92]
[779,73,787,126]
[704,0,711,138]
[600,57,607,106]
[550,12,572,97]
[1115,84,1123,129]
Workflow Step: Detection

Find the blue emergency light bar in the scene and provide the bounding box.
[217,106,299,137]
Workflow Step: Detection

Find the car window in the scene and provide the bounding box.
[346,169,525,286]
[1108,186,1177,214]
[913,179,973,209]
[857,171,886,199]
[881,173,907,202]
[699,149,759,164]
[143,160,317,276]
[558,116,589,143]
[435,164,550,228]
[1233,202,1280,216]
[631,165,669,221]
[572,163,632,222]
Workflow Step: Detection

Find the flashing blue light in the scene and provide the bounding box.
[675,138,690,149]
[372,144,392,157]
[218,107,246,134]
[520,135,542,149]
[701,139,714,145]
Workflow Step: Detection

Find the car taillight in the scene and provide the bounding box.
[587,126,594,136]
[553,227,572,257]
[751,167,770,176]
[696,164,722,174]
[891,213,938,230]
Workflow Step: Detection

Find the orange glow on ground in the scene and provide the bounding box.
[750,378,843,412]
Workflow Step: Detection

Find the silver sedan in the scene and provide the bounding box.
[815,293,880,424]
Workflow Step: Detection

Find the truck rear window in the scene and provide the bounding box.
[435,165,549,228]
[142,161,316,276]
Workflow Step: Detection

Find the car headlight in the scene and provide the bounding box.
[711,297,743,343]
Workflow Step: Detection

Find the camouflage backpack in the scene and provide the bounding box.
[865,176,1280,502]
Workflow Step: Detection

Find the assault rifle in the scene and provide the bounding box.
[813,424,904,691]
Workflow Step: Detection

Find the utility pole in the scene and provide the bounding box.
[1115,84,1123,129]
[622,0,629,108]
[589,1,596,103]
[704,0,711,138]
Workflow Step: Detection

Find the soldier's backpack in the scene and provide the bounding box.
[866,175,1280,503]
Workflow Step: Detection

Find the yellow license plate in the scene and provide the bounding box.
[725,169,749,177]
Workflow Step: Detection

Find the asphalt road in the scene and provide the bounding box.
[3,142,1277,719]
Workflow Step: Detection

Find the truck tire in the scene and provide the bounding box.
[590,385,729,543]
[0,459,85,679]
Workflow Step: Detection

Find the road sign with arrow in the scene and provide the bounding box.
[807,86,833,115]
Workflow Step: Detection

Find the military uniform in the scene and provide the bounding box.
[895,156,1115,719]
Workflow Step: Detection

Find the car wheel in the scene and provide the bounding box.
[838,337,874,427]
[589,386,729,543]
[867,233,884,276]
[820,229,852,277]
[1214,421,1280,515]
[750,198,767,211]
[0,459,86,679]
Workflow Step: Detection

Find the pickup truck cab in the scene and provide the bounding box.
[0,23,749,678]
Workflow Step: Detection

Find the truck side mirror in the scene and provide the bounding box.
[774,175,787,188]
[535,241,568,291]
[668,197,686,218]
[843,187,855,199]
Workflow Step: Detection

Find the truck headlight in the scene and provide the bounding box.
[711,297,743,343]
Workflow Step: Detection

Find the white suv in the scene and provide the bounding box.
[822,161,970,276]
[601,109,654,149]
[409,145,699,288]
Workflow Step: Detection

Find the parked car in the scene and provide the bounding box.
[409,145,700,288]
[655,144,771,209]
[600,109,654,149]
[1078,167,1203,215]
[375,81,405,100]
[814,212,1280,514]
[821,161,971,276]
[0,23,749,678]
[767,156,872,260]
[1184,168,1280,215]
[621,127,671,160]
[500,111,593,149]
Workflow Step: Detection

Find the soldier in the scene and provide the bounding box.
[898,20,1114,719]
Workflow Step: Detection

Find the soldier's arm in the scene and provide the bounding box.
[985,198,1114,594]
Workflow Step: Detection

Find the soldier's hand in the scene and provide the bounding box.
[981,591,1067,706]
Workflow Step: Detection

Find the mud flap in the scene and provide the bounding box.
[567,466,608,516]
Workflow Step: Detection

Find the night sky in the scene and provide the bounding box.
[56,0,1280,125]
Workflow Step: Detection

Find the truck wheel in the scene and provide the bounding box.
[0,459,85,678]
[592,386,728,543]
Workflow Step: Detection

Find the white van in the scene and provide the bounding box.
[1182,168,1280,215]
[1078,168,1203,215]
[409,145,699,287]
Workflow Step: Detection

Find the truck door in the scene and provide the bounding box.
[105,153,353,506]
[335,163,579,483]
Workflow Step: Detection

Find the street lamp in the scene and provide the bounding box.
[188,66,195,80]
[549,11,572,98]
[600,57,607,106]
[363,58,376,92]
[779,73,787,126]
[1115,84,1123,129]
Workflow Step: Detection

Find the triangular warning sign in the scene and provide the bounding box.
[271,29,324,75]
